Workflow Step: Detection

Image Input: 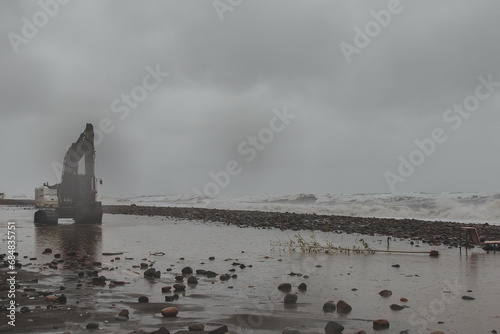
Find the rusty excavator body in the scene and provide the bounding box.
[34,123,103,224]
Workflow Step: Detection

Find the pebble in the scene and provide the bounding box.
[182,266,193,274]
[298,283,307,291]
[173,283,186,291]
[462,295,475,300]
[151,326,170,334]
[429,250,439,257]
[206,271,217,278]
[336,300,352,314]
[284,293,298,304]
[430,331,445,334]
[20,306,30,313]
[282,328,301,334]
[209,325,229,334]
[390,304,405,311]
[187,276,198,285]
[323,301,336,312]
[86,322,99,329]
[165,294,179,302]
[188,323,204,331]
[138,296,149,303]
[400,297,408,302]
[373,319,390,330]
[161,307,179,317]
[278,283,292,292]
[144,268,161,278]
[379,289,392,297]
[118,309,129,318]
[324,321,344,333]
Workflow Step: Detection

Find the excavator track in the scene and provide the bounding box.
[34,210,58,224]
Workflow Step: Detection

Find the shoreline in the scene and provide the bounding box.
[2,200,500,246]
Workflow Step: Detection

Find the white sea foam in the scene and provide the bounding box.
[102,192,500,225]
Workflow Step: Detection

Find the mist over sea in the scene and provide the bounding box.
[101,192,500,225]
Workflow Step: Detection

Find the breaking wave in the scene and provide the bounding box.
[102,192,500,224]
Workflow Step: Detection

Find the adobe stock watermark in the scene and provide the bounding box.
[408,278,466,333]
[193,106,296,196]
[7,0,71,54]
[51,64,169,180]
[384,74,500,192]
[339,0,412,64]
[213,0,243,21]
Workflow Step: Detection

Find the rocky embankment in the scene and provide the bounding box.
[103,205,500,247]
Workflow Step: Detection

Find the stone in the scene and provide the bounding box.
[298,283,307,291]
[430,331,445,334]
[144,268,161,278]
[282,328,301,334]
[165,294,179,302]
[43,248,52,254]
[206,271,217,278]
[161,307,179,317]
[429,250,439,257]
[20,306,30,313]
[324,321,344,333]
[138,296,149,303]
[86,322,99,329]
[373,319,390,330]
[390,304,405,310]
[220,274,230,281]
[188,323,204,331]
[278,283,292,292]
[462,295,475,300]
[355,331,367,334]
[323,301,336,312]
[336,300,352,314]
[162,286,172,293]
[379,289,392,297]
[92,276,107,284]
[110,280,125,285]
[284,293,298,304]
[118,309,129,318]
[182,266,193,274]
[173,283,186,291]
[175,276,184,281]
[151,327,170,334]
[209,325,229,334]
[187,276,198,285]
[392,264,400,268]
[400,297,408,302]
[45,295,58,303]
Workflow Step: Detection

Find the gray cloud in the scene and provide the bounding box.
[1,0,500,197]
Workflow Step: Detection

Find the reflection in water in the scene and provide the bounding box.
[34,222,102,261]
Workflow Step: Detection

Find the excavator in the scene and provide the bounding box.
[34,123,103,224]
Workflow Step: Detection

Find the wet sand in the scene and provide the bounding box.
[1,205,500,333]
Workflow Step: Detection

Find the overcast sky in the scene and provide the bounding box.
[1,0,500,197]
